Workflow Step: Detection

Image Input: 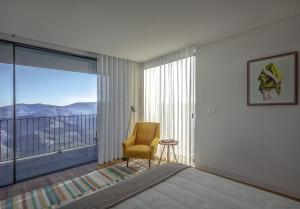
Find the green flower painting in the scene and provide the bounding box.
[257,63,283,101]
[247,52,297,105]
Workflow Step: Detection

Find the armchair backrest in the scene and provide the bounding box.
[132,122,160,145]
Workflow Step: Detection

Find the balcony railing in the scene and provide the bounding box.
[0,114,97,162]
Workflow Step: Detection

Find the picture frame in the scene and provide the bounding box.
[247,51,298,106]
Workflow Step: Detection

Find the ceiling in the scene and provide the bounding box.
[0,0,300,62]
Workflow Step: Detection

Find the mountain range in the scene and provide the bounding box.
[0,102,97,119]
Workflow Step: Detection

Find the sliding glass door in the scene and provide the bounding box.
[0,41,98,186]
[0,42,14,187]
[15,46,97,181]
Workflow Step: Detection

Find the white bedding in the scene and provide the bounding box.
[112,168,300,209]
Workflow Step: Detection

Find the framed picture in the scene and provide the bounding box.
[247,51,298,105]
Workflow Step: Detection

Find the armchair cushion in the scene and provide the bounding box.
[125,145,151,159]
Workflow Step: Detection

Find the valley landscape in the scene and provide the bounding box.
[0,102,97,161]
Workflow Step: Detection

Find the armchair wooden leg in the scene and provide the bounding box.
[126,158,129,167]
[148,160,151,169]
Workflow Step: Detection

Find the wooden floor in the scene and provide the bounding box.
[0,160,122,201]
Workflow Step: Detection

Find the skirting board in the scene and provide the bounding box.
[196,165,300,202]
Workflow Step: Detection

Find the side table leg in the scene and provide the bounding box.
[167,145,170,162]
[158,145,165,166]
[171,145,178,162]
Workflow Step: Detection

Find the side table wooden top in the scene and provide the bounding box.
[159,139,178,146]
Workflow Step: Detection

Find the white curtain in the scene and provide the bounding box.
[97,55,143,163]
[144,47,195,165]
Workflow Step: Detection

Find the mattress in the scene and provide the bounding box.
[112,168,300,209]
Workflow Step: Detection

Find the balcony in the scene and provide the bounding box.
[0,114,98,186]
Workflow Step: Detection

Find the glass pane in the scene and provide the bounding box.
[0,42,14,187]
[15,46,97,181]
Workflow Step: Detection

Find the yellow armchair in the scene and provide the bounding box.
[122,122,160,168]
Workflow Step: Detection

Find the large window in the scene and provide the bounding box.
[0,42,97,186]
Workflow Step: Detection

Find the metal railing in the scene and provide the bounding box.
[0,114,97,162]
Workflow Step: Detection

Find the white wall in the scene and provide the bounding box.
[195,15,300,198]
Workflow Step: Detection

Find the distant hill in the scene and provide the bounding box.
[0,102,97,119]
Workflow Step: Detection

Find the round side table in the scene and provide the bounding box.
[158,140,178,165]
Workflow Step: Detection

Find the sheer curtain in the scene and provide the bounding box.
[97,55,143,163]
[144,47,195,165]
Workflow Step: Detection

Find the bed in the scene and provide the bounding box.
[59,163,300,209]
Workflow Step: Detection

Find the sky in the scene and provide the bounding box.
[0,64,97,107]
